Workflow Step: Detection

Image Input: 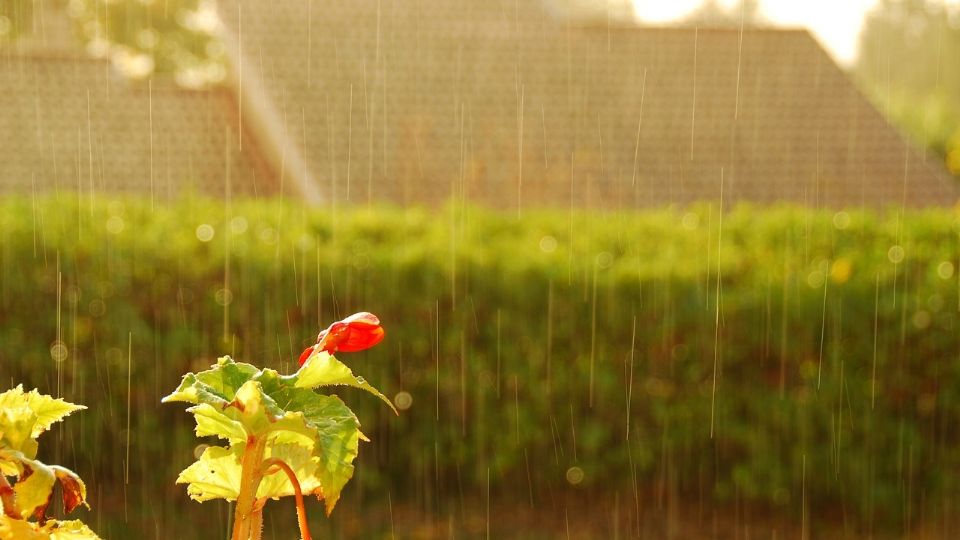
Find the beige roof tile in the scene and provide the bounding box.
[0,53,274,199]
[219,0,959,208]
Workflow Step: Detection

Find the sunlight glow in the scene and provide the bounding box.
[630,0,960,65]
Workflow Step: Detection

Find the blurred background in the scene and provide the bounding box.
[1,0,959,538]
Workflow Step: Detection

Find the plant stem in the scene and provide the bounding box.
[249,505,264,540]
[231,436,267,540]
[0,474,22,519]
[263,458,313,540]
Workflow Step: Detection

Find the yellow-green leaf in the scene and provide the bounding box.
[12,456,55,520]
[0,516,101,540]
[293,352,398,415]
[188,404,247,444]
[175,445,244,502]
[162,356,260,406]
[258,444,322,501]
[0,407,40,458]
[0,386,85,438]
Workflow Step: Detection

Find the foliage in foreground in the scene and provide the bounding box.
[1,196,959,537]
[164,312,393,540]
[0,387,99,540]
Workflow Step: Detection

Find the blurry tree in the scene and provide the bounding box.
[69,0,224,87]
[677,0,764,27]
[539,0,635,23]
[856,0,960,175]
[0,0,223,88]
[0,0,30,43]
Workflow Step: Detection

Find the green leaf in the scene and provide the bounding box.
[175,391,363,514]
[0,516,101,540]
[192,380,318,446]
[176,443,322,502]
[306,398,362,515]
[0,386,86,439]
[175,445,243,502]
[292,352,398,415]
[161,356,260,407]
[188,404,247,445]
[257,384,365,514]
[167,356,373,514]
[258,444,322,500]
[0,407,40,459]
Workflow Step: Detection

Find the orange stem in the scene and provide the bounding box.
[263,458,313,540]
[231,436,267,540]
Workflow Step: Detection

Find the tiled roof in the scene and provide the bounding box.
[218,0,959,208]
[0,0,275,201]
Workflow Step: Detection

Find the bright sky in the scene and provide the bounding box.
[631,0,952,66]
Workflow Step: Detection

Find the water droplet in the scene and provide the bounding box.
[596,252,614,269]
[50,341,68,363]
[565,466,584,485]
[106,215,125,234]
[230,216,248,234]
[539,235,557,253]
[681,212,699,230]
[887,245,905,263]
[88,299,106,317]
[193,444,209,460]
[105,347,125,367]
[807,270,825,289]
[937,261,955,279]
[258,226,278,244]
[214,288,233,306]
[353,253,370,269]
[832,211,851,230]
[355,376,366,385]
[196,224,215,242]
[394,391,413,411]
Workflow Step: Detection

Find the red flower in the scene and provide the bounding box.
[298,312,385,365]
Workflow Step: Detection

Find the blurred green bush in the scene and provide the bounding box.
[0,196,958,537]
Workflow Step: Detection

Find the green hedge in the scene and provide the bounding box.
[1,196,959,538]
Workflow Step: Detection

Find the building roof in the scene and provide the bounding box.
[1,0,956,208]
[217,0,959,209]
[0,2,276,200]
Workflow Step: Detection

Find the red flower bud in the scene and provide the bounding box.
[299,312,385,365]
